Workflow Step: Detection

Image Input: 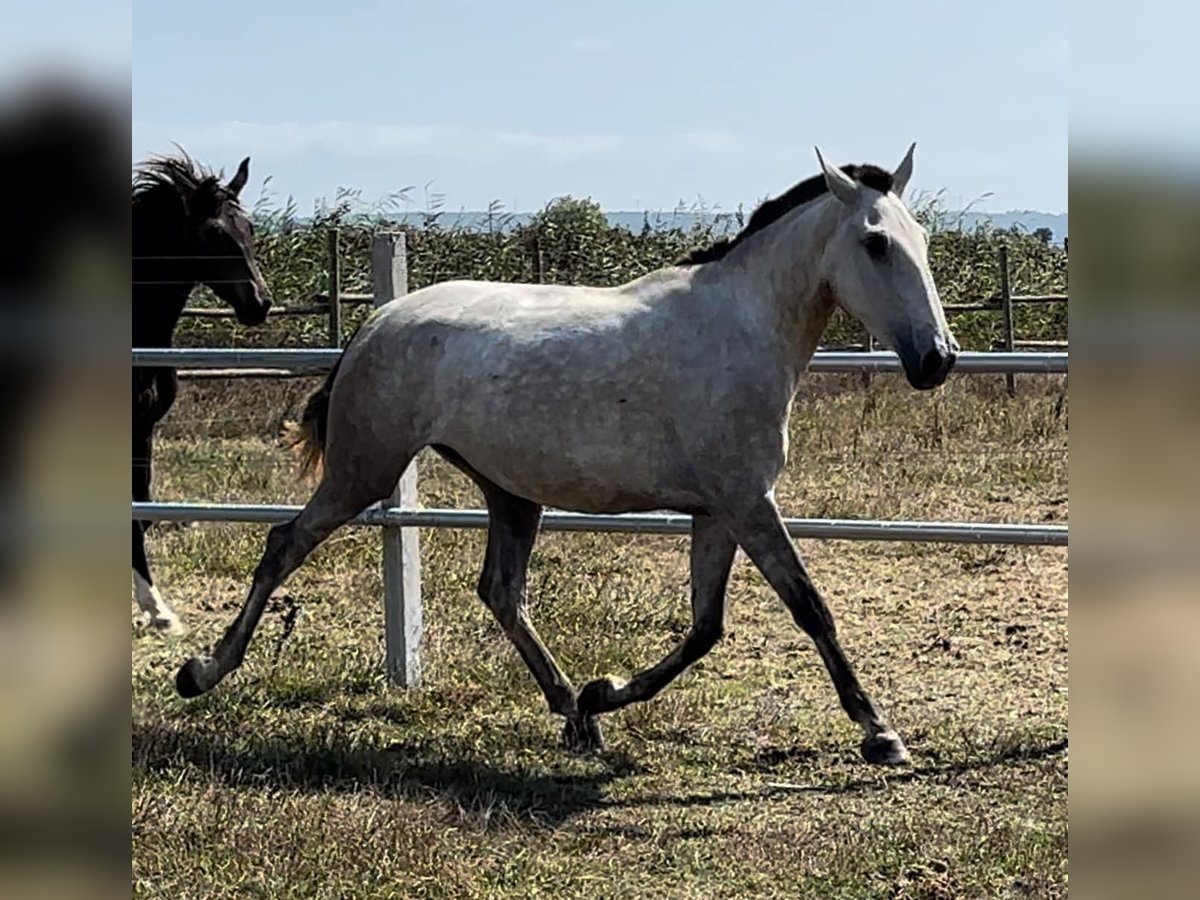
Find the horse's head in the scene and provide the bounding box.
[136,153,273,325]
[184,157,273,326]
[815,144,957,390]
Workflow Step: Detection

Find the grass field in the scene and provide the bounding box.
[132,374,1068,898]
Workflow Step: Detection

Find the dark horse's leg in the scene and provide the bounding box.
[474,483,601,751]
[175,472,387,697]
[576,513,736,717]
[132,426,183,634]
[725,496,908,766]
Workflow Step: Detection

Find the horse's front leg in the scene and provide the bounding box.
[726,495,908,765]
[132,428,185,635]
[576,514,736,719]
[133,521,185,635]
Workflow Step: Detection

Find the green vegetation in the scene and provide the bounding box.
[176,192,1068,353]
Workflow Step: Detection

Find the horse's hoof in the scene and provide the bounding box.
[577,676,622,717]
[151,613,187,637]
[861,730,910,766]
[176,656,220,698]
[562,715,605,754]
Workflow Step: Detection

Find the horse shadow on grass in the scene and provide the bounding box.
[604,736,1069,817]
[134,716,1066,833]
[133,719,631,828]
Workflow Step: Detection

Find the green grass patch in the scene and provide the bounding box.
[134,380,1067,898]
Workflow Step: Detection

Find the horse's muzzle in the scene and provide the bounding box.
[900,340,957,390]
[236,296,272,326]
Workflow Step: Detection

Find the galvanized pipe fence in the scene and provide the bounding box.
[135,347,1069,375]
[136,233,1068,687]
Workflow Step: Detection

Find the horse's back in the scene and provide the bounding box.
[377,278,655,334]
[369,274,713,386]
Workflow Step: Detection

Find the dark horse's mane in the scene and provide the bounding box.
[133,151,240,213]
[677,163,894,266]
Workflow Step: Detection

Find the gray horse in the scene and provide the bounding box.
[177,145,957,766]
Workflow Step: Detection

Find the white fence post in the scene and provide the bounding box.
[371,232,422,687]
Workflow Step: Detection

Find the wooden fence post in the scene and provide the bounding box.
[371,232,422,687]
[327,228,341,348]
[999,244,1016,396]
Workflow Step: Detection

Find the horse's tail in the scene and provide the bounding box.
[283,341,350,482]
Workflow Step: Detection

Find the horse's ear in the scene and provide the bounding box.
[814,146,857,205]
[892,142,916,197]
[227,156,250,197]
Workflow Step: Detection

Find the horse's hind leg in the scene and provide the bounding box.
[475,484,601,751]
[175,463,400,698]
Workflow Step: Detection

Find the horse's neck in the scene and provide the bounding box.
[132,219,197,347]
[733,197,839,387]
[132,204,197,348]
[133,281,193,348]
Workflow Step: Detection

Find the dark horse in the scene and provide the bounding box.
[133,153,272,633]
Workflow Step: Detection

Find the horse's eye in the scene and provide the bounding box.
[863,232,889,261]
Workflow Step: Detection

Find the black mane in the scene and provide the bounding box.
[132,151,238,213]
[677,163,894,266]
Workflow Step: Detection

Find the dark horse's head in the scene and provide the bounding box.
[133,152,272,325]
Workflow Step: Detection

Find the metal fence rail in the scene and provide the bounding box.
[136,234,1069,689]
[134,501,1068,546]
[134,348,1069,375]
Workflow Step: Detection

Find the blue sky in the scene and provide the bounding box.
[131,0,1067,215]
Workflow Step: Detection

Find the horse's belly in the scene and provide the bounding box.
[435,420,704,514]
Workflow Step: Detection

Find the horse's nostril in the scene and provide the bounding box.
[920,349,945,379]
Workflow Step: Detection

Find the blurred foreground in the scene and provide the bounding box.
[0,64,128,900]
[1072,26,1200,888]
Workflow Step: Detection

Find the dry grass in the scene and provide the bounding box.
[133,374,1068,898]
